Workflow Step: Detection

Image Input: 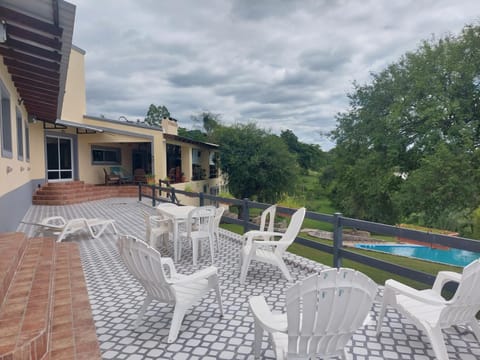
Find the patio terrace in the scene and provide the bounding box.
[16,198,480,360]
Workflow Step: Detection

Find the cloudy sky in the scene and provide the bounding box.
[71,0,480,150]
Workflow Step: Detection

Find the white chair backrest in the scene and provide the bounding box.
[213,207,225,231]
[275,207,306,255]
[259,205,276,233]
[441,259,480,327]
[117,235,175,302]
[285,268,377,359]
[187,206,216,237]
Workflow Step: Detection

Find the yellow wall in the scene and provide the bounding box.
[61,47,86,122]
[0,61,33,198]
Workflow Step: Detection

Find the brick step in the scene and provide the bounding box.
[0,233,28,305]
[33,182,138,205]
[0,237,55,359]
[42,181,85,188]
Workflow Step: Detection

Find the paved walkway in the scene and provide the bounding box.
[17,198,480,359]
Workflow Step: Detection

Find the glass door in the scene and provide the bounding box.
[46,135,73,181]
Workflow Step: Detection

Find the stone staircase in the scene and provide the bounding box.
[0,233,101,360]
[33,181,138,205]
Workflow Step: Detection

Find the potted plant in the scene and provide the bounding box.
[145,174,155,185]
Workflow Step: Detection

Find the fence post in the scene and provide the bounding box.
[151,185,156,207]
[170,187,177,204]
[138,183,142,202]
[199,192,205,207]
[333,212,343,268]
[242,198,250,234]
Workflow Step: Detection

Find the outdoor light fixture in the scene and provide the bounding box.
[28,114,37,123]
[0,21,6,43]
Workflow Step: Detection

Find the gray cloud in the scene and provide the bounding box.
[71,0,480,150]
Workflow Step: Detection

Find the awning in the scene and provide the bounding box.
[55,119,104,133]
[0,0,76,123]
[163,133,219,149]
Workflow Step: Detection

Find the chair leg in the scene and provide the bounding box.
[192,238,198,266]
[209,235,215,264]
[468,319,480,341]
[134,295,152,328]
[253,318,264,359]
[239,255,252,284]
[425,326,449,360]
[168,305,187,343]
[276,259,292,281]
[376,287,395,336]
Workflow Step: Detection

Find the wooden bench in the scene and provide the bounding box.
[0,233,101,360]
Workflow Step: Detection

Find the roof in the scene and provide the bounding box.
[0,0,76,123]
[163,133,219,149]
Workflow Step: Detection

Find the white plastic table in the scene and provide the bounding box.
[157,205,195,261]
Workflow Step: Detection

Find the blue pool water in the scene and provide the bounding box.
[355,244,480,267]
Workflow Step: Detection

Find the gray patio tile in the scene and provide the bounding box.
[17,197,480,360]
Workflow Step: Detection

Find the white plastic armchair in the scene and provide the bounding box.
[143,211,172,248]
[239,207,306,284]
[213,207,225,250]
[376,259,480,360]
[179,206,216,265]
[117,235,224,343]
[249,268,378,360]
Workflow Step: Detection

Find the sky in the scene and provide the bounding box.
[70,0,480,150]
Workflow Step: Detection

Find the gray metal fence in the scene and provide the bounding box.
[139,183,480,287]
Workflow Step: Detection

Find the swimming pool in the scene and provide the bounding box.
[355,244,480,267]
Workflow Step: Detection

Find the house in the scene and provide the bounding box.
[0,0,223,232]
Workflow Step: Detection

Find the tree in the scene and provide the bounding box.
[144,104,170,126]
[331,24,480,229]
[191,111,221,136]
[280,129,326,172]
[212,123,299,203]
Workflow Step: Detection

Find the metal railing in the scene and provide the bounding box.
[139,183,480,288]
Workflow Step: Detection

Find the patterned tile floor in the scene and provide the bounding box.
[17,198,480,359]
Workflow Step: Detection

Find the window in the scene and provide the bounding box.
[91,146,121,165]
[209,152,219,178]
[16,108,23,160]
[25,121,30,161]
[0,81,12,158]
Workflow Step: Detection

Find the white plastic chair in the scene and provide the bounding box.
[117,235,224,343]
[249,268,378,359]
[143,211,172,248]
[239,207,306,284]
[213,207,225,251]
[179,206,216,265]
[376,259,480,360]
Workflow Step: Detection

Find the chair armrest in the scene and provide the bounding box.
[160,257,177,276]
[150,216,172,227]
[254,241,283,247]
[385,279,446,306]
[249,296,287,333]
[432,271,462,294]
[172,266,218,285]
[242,231,283,246]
